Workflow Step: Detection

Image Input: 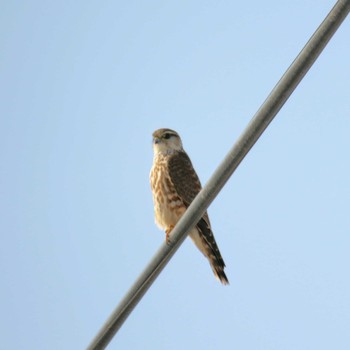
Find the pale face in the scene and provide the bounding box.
[152,129,183,154]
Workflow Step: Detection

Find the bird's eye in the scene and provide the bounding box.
[163,133,171,140]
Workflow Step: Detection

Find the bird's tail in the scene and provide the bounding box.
[209,255,229,285]
[190,218,229,285]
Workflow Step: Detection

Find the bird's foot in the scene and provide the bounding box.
[165,225,175,245]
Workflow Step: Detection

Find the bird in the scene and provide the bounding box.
[150,128,229,285]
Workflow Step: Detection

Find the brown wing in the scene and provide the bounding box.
[167,150,212,230]
[167,151,202,207]
[168,151,229,285]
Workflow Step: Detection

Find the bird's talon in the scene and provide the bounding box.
[165,225,174,245]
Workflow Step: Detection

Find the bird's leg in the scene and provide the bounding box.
[165,225,175,245]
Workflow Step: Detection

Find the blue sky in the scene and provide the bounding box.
[1,1,349,349]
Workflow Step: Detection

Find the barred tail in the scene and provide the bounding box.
[190,218,229,285]
[209,255,229,285]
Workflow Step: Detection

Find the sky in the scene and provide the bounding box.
[1,1,349,349]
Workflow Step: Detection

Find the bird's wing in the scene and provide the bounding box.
[168,151,211,224]
[168,151,202,207]
[168,151,228,284]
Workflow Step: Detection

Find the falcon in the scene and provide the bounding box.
[150,128,229,285]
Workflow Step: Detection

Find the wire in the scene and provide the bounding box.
[87,1,350,349]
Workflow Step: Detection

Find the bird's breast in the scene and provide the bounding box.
[150,156,186,229]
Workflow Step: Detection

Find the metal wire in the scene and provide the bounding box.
[87,1,350,349]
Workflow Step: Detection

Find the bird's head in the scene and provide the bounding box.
[152,128,183,154]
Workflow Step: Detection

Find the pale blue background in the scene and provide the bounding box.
[1,1,349,349]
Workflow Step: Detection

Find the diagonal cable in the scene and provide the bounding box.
[87,1,350,349]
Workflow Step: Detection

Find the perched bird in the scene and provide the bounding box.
[150,128,229,285]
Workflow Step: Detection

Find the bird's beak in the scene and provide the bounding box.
[154,137,161,144]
